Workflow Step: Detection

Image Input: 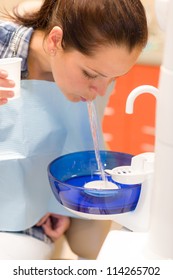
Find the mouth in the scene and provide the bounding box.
[80,96,87,102]
[80,95,97,102]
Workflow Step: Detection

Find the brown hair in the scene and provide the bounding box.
[12,0,148,55]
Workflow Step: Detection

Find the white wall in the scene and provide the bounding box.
[0,0,38,12]
[0,0,155,14]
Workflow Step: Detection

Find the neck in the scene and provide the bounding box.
[27,30,54,81]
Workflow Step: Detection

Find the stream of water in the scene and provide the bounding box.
[87,101,107,182]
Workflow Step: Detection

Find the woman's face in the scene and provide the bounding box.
[50,44,141,102]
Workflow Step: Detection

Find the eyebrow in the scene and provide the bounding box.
[87,67,108,78]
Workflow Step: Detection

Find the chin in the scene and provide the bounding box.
[66,95,81,103]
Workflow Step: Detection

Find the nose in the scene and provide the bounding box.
[89,80,108,97]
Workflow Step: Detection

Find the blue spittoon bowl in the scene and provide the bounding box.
[47,150,141,217]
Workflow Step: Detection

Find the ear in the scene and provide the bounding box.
[47,26,63,51]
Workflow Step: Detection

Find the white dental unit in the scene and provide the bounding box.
[97,0,173,260]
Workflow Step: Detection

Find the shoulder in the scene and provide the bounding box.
[0,20,17,42]
[0,21,16,57]
[0,19,18,31]
[0,20,33,74]
[0,20,33,55]
[0,20,22,40]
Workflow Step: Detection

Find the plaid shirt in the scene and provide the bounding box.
[0,20,33,78]
[0,21,52,244]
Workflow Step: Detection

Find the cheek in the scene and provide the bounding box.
[51,59,89,90]
[66,71,88,89]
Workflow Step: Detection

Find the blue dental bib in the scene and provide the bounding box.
[0,80,104,231]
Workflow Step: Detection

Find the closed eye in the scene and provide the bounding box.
[82,70,98,80]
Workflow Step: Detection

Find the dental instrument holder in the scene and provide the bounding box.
[109,85,158,232]
[111,152,154,232]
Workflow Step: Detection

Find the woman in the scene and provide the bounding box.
[0,0,148,258]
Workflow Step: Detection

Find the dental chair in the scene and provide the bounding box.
[0,219,112,260]
[0,0,114,258]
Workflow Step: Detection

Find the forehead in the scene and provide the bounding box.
[65,45,141,78]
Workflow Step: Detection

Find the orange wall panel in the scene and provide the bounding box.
[102,64,160,155]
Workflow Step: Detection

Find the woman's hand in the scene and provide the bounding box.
[36,213,70,242]
[0,69,15,105]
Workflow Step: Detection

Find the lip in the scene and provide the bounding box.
[80,97,87,102]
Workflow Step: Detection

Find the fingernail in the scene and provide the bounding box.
[0,70,8,76]
[9,80,15,86]
[8,92,14,97]
[0,98,7,104]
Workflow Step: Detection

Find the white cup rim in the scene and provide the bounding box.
[0,57,22,64]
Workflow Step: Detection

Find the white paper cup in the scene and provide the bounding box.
[0,57,22,99]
